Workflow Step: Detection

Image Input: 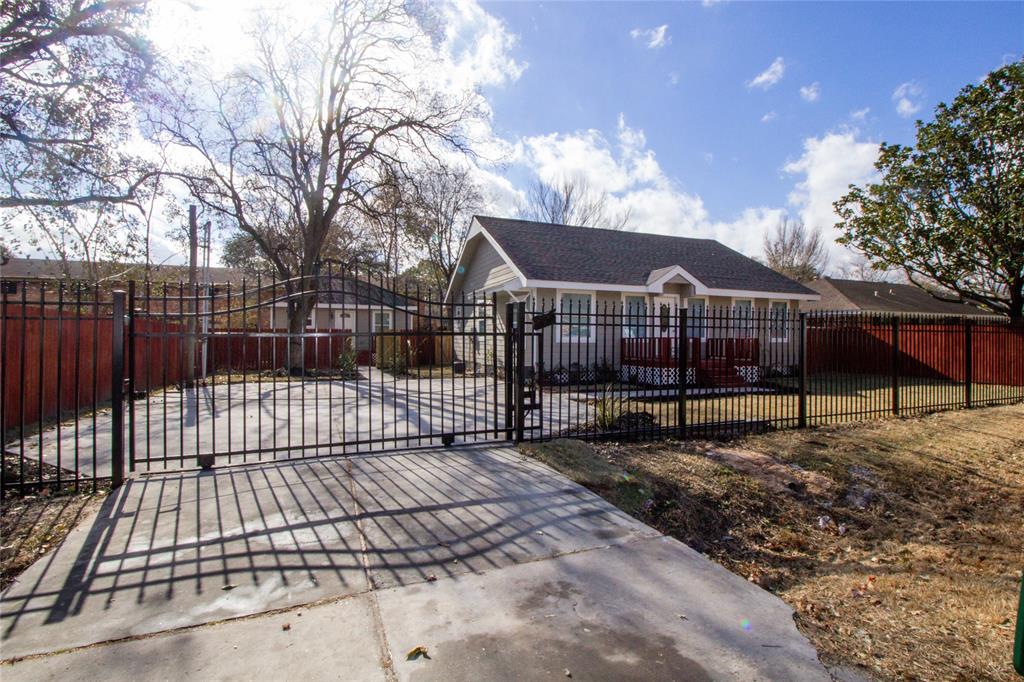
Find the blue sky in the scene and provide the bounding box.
[16,0,1018,270]
[467,1,1021,267]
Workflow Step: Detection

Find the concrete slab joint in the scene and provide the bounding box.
[1,446,830,680]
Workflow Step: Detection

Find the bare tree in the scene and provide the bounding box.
[405,164,483,293]
[836,253,905,283]
[13,202,144,279]
[0,0,156,210]
[364,172,410,278]
[518,175,631,229]
[763,217,828,283]
[155,0,476,372]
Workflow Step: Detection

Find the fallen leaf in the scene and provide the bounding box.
[221,584,237,591]
[406,645,430,661]
[282,623,291,631]
[426,574,437,582]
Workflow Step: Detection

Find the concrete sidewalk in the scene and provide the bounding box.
[1,446,829,680]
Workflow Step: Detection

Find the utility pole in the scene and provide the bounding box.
[184,205,198,387]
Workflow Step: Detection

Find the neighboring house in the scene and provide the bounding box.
[445,216,819,385]
[802,277,986,316]
[270,277,418,356]
[1,256,419,360]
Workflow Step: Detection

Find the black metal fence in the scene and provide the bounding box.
[516,300,1024,443]
[2,273,1024,497]
[1,271,509,496]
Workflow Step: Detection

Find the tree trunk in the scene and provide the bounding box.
[1010,274,1023,322]
[286,294,316,375]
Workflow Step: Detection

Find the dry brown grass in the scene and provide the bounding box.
[1,489,108,590]
[520,403,1024,681]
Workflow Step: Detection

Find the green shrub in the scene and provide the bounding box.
[335,338,358,375]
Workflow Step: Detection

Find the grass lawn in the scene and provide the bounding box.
[578,373,1023,431]
[520,403,1024,681]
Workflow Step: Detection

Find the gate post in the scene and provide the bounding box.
[504,302,514,441]
[964,319,973,408]
[127,281,136,472]
[798,312,808,428]
[514,301,526,443]
[891,317,901,416]
[111,290,126,489]
[676,309,687,436]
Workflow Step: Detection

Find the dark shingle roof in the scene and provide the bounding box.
[320,278,414,308]
[474,216,815,296]
[804,278,984,315]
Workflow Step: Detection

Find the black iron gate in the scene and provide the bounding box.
[126,269,527,472]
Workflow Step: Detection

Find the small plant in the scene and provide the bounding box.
[335,339,358,377]
[594,358,617,384]
[594,383,624,431]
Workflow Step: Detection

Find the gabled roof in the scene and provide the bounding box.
[318,277,415,309]
[468,215,816,297]
[804,277,985,315]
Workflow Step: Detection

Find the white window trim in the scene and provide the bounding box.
[373,310,392,332]
[620,293,648,339]
[731,298,755,338]
[556,289,596,343]
[769,299,790,342]
[685,297,708,339]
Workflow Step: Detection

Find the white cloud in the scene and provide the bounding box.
[799,82,820,102]
[668,71,680,86]
[630,24,670,49]
[702,152,714,164]
[747,57,785,90]
[850,107,870,122]
[783,131,880,268]
[892,81,924,118]
[516,115,785,255]
[440,0,528,88]
[702,0,724,6]
[760,111,777,123]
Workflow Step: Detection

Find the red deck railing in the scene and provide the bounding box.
[621,336,759,368]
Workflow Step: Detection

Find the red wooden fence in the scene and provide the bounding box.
[807,321,1024,386]
[1,305,186,426]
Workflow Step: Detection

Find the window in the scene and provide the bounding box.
[335,310,352,330]
[373,311,391,333]
[476,301,488,334]
[305,312,315,329]
[733,299,753,337]
[623,295,646,338]
[686,298,707,339]
[559,292,593,341]
[770,301,789,341]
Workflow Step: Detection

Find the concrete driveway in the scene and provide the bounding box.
[15,369,586,478]
[1,445,828,680]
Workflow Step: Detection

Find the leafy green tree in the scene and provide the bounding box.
[835,61,1024,319]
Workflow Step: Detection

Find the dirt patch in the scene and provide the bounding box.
[1,489,107,590]
[520,404,1024,682]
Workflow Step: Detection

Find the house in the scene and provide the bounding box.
[445,216,819,385]
[270,276,418,358]
[802,277,986,316]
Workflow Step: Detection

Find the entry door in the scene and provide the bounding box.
[652,295,679,338]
